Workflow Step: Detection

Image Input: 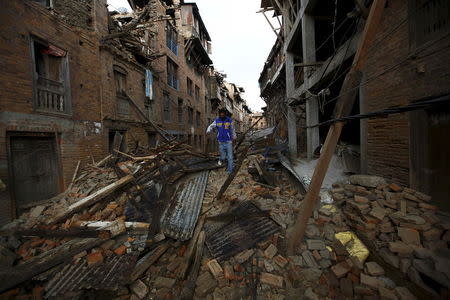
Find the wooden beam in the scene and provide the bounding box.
[354,0,369,19]
[0,228,111,239]
[180,231,206,300]
[262,11,284,44]
[215,146,250,200]
[47,175,134,225]
[0,238,103,293]
[287,0,387,255]
[179,216,205,278]
[293,62,324,67]
[131,242,171,281]
[125,92,172,142]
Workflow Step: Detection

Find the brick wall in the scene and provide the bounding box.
[362,0,450,185]
[0,0,105,224]
[54,0,94,30]
[148,0,209,151]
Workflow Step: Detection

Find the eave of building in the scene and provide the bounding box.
[182,2,211,41]
[289,31,360,100]
[260,60,285,96]
[282,0,321,52]
[185,37,213,65]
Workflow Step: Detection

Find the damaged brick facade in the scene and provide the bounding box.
[0,0,252,225]
[0,0,106,224]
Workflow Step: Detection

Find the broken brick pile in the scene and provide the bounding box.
[0,149,442,299]
[331,174,450,297]
[0,141,219,298]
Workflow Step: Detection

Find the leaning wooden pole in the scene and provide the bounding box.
[287,0,387,255]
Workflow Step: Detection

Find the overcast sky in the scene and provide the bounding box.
[107,0,275,112]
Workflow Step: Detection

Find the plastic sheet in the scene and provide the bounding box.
[335,231,369,264]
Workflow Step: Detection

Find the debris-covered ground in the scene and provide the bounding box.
[0,136,448,299]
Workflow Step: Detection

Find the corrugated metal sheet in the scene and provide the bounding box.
[205,201,280,261]
[160,171,209,241]
[45,254,138,297]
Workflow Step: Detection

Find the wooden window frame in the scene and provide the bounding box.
[30,36,72,116]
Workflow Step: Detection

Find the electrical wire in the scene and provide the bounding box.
[302,94,450,128]
[321,37,450,108]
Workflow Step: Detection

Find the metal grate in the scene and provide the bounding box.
[205,201,280,262]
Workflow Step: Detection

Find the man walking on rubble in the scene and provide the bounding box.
[206,108,237,174]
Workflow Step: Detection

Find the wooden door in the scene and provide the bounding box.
[9,136,60,209]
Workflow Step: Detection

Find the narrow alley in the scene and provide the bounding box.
[0,0,449,299]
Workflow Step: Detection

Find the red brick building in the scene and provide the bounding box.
[0,0,107,224]
[0,0,251,225]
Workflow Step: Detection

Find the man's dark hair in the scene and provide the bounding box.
[218,108,227,114]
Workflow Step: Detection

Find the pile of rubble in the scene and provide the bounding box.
[330,174,450,297]
[0,140,219,298]
[0,139,444,299]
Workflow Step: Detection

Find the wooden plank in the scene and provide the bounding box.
[252,157,275,186]
[126,92,172,142]
[131,242,171,281]
[75,221,150,232]
[287,0,387,255]
[215,145,250,200]
[47,175,134,225]
[179,216,205,278]
[261,10,284,44]
[68,160,81,191]
[179,231,206,300]
[95,154,113,167]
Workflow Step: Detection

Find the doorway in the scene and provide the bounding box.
[8,133,61,212]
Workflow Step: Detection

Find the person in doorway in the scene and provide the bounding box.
[206,108,237,174]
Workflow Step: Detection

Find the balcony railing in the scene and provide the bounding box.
[188,25,209,52]
[36,76,67,113]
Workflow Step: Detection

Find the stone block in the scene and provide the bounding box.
[273,254,288,268]
[86,251,103,266]
[397,227,420,246]
[260,272,284,288]
[306,239,326,251]
[154,277,175,288]
[264,244,278,259]
[130,280,148,299]
[365,261,385,276]
[360,273,378,289]
[349,175,386,188]
[378,287,399,300]
[331,261,351,278]
[388,242,413,257]
[369,207,386,220]
[302,250,319,268]
[395,286,417,300]
[235,249,254,264]
[422,228,443,241]
[340,277,353,297]
[207,259,224,278]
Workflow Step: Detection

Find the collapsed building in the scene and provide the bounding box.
[0,0,252,226]
[0,0,449,299]
[257,0,450,298]
[258,0,450,207]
